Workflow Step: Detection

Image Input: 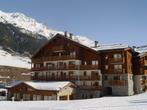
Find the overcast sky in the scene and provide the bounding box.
[0,0,147,46]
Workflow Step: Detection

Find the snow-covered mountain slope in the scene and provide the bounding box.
[0,10,95,69]
[0,10,94,46]
[0,92,147,110]
[0,47,31,69]
[0,10,58,38]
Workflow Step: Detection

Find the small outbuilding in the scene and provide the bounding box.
[7,81,76,101]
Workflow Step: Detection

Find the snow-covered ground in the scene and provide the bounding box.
[0,92,147,110]
[0,48,31,69]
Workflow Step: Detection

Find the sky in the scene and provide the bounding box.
[0,0,147,46]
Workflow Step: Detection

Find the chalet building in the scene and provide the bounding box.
[133,52,147,93]
[92,45,134,96]
[7,33,147,100]
[31,33,102,99]
[7,81,76,101]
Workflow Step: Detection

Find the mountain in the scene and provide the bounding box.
[0,10,59,39]
[0,10,94,68]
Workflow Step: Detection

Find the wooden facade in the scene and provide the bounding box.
[31,34,102,95]
[133,52,147,93]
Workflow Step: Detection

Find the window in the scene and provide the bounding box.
[92,60,98,65]
[70,51,76,57]
[94,82,99,86]
[69,71,74,76]
[113,76,121,80]
[113,54,122,59]
[105,65,109,70]
[84,71,87,76]
[142,76,146,80]
[84,61,87,65]
[69,61,75,65]
[104,76,108,80]
[91,71,99,76]
[114,65,122,70]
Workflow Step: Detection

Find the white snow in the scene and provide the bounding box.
[0,48,31,69]
[134,45,147,53]
[8,81,71,91]
[0,92,147,110]
[92,43,129,51]
[25,81,70,91]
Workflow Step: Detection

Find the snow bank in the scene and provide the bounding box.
[0,92,147,110]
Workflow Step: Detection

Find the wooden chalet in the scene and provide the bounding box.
[7,81,76,101]
[31,33,102,99]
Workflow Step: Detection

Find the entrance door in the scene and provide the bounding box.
[104,87,112,96]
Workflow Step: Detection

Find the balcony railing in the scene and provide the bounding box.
[79,85,101,90]
[32,75,100,81]
[31,65,99,71]
[109,80,125,86]
[32,55,76,62]
[109,58,124,63]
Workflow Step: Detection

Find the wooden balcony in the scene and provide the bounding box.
[109,80,125,86]
[79,85,101,90]
[52,46,64,51]
[32,75,78,81]
[31,65,99,71]
[31,67,44,71]
[105,69,125,74]
[32,55,76,63]
[80,65,99,70]
[32,75,100,81]
[109,58,124,63]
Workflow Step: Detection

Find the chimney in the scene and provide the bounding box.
[94,41,98,47]
[69,33,73,39]
[64,31,67,37]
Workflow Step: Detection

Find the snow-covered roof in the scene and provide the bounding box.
[134,45,147,53]
[8,81,72,91]
[91,44,130,51]
[138,52,147,57]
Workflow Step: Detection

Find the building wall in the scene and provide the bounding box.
[101,49,134,96]
[57,85,76,100]
[102,74,134,96]
[134,75,147,94]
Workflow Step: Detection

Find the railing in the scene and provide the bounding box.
[52,46,64,51]
[79,85,101,90]
[31,65,99,71]
[109,80,125,86]
[32,75,100,81]
[80,65,99,70]
[109,58,124,63]
[32,55,76,62]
